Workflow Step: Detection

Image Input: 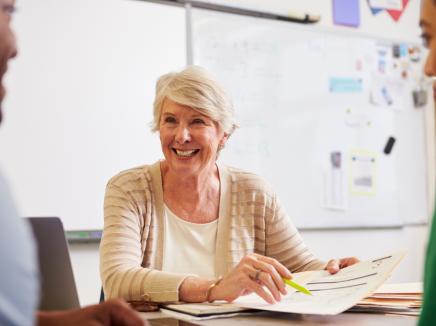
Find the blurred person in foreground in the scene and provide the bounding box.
[419,0,436,324]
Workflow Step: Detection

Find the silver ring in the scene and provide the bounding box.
[254,270,261,282]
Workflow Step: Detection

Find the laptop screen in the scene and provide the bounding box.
[27,217,80,310]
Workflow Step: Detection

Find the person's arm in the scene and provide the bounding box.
[178,276,215,302]
[100,178,188,302]
[36,300,144,326]
[214,253,292,304]
[265,194,326,272]
[266,194,358,274]
[179,253,292,304]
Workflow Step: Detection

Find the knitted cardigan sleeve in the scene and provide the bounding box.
[265,193,326,272]
[99,167,188,302]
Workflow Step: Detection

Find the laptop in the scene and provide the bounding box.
[27,217,80,310]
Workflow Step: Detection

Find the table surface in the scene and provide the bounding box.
[140,310,418,325]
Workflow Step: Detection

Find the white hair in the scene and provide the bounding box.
[151,65,238,135]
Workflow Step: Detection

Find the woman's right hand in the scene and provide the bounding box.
[209,253,292,304]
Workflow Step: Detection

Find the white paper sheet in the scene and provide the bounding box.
[233,252,405,315]
[350,150,378,195]
[368,0,402,10]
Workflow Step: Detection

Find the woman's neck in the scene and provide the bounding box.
[161,161,221,223]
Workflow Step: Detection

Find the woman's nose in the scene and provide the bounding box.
[175,124,191,143]
[424,47,436,78]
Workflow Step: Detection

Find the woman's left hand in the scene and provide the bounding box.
[325,257,359,274]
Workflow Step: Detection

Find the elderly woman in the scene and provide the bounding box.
[100,66,358,304]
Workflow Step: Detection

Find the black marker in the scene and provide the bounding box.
[384,137,396,155]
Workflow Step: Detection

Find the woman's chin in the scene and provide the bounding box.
[167,160,199,175]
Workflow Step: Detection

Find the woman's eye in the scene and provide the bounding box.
[421,33,431,48]
[192,118,205,124]
[164,117,176,123]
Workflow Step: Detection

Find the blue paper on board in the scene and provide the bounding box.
[329,77,363,93]
[399,44,408,57]
[333,0,360,27]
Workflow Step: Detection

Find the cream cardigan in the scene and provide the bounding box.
[100,161,325,302]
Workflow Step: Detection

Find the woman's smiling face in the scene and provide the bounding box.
[159,98,228,177]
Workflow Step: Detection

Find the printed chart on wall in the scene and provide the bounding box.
[190,9,429,228]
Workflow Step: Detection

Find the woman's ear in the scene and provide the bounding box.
[219,133,230,148]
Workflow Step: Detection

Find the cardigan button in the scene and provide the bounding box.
[142,293,150,301]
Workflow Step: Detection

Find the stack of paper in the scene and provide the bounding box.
[348,282,422,316]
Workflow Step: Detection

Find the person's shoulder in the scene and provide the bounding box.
[106,163,156,190]
[222,165,274,195]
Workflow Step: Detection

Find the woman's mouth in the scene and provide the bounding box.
[172,148,200,157]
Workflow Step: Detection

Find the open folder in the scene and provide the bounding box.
[163,252,405,318]
[233,252,405,315]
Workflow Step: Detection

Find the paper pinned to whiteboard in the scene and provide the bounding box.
[368,0,402,10]
[350,150,378,195]
[323,151,347,210]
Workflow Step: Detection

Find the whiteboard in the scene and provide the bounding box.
[0,0,185,230]
[191,9,429,228]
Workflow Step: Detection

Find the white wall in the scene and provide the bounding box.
[63,0,433,306]
[1,0,185,231]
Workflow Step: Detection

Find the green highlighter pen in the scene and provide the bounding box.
[282,278,312,296]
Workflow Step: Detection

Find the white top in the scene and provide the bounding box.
[162,204,218,278]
